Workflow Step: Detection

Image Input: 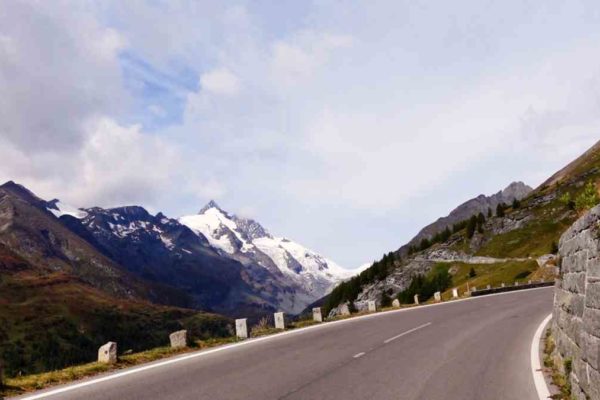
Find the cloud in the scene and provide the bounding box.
[3,0,600,267]
[271,32,353,87]
[200,68,240,96]
[0,1,127,152]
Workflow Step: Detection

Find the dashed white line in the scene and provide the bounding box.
[353,352,366,359]
[384,322,432,344]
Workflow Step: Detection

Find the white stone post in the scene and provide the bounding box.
[414,294,420,305]
[169,330,188,348]
[486,284,491,290]
[515,282,519,286]
[340,303,351,316]
[528,280,532,284]
[471,286,477,292]
[274,312,285,330]
[501,282,505,288]
[452,288,458,298]
[392,299,400,308]
[98,342,117,364]
[313,307,323,322]
[367,300,377,312]
[236,318,248,339]
[434,291,441,302]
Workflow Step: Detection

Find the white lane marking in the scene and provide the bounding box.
[531,313,552,400]
[15,286,553,400]
[384,322,432,344]
[353,352,365,359]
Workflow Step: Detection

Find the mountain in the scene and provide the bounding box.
[0,182,231,376]
[180,202,355,313]
[325,140,600,315]
[399,181,533,255]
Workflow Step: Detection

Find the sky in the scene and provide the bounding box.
[1,1,600,268]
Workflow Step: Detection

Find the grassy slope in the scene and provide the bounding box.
[475,140,600,258]
[426,260,539,301]
[0,245,232,378]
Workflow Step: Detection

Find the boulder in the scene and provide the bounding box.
[392,299,400,308]
[169,330,188,349]
[98,342,117,364]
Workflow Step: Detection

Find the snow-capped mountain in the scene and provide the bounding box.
[180,201,356,309]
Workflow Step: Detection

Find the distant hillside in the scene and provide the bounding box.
[325,140,600,315]
[0,242,231,377]
[399,181,532,256]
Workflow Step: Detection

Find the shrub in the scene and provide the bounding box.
[575,181,600,212]
[469,267,476,278]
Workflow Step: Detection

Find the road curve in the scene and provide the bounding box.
[14,287,554,400]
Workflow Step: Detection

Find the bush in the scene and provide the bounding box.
[469,267,476,278]
[575,181,600,212]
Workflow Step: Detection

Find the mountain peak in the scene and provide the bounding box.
[199,200,222,214]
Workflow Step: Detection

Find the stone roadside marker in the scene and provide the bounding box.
[169,330,188,348]
[486,284,491,290]
[392,299,400,308]
[340,303,351,316]
[313,307,323,322]
[472,286,477,292]
[434,291,441,302]
[501,282,505,288]
[367,300,377,312]
[236,318,248,339]
[274,312,285,330]
[452,288,459,298]
[414,294,419,305]
[98,342,117,364]
[515,282,519,286]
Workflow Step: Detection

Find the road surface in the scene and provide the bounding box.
[15,287,553,400]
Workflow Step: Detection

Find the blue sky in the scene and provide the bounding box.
[1,1,600,267]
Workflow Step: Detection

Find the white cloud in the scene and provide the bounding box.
[200,68,240,96]
[271,32,353,86]
[3,1,600,267]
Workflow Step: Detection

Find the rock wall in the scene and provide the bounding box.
[553,205,600,400]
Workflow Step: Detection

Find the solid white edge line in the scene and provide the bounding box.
[383,322,432,344]
[14,285,553,400]
[531,313,553,400]
[353,352,365,359]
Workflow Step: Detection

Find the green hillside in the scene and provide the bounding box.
[0,244,232,377]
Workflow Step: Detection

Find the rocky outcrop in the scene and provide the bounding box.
[552,205,600,400]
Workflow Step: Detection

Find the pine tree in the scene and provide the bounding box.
[487,207,492,218]
[466,215,477,238]
[469,267,476,278]
[496,203,506,217]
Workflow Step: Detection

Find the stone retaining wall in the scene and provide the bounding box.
[553,205,600,400]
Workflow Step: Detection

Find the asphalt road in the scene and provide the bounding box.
[15,287,553,400]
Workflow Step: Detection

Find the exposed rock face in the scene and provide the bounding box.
[399,181,532,255]
[98,342,117,364]
[169,330,188,348]
[552,205,600,400]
